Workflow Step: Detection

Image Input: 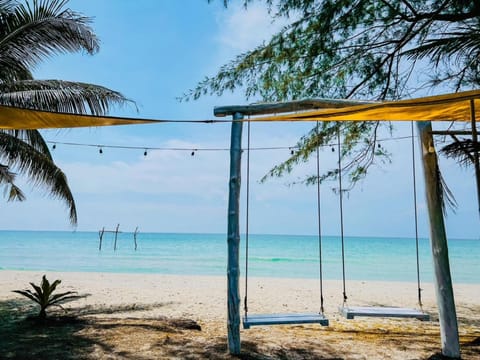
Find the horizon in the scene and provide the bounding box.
[0,228,477,241]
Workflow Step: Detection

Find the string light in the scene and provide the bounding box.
[45,135,415,155]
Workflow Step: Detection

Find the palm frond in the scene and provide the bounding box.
[12,289,40,304]
[45,278,61,297]
[48,291,79,306]
[441,138,480,166]
[0,0,99,78]
[0,60,33,82]
[0,132,77,225]
[437,166,458,214]
[6,182,26,201]
[0,162,15,183]
[402,28,480,65]
[0,0,17,13]
[30,282,46,303]
[1,129,52,158]
[0,79,133,115]
[0,162,26,201]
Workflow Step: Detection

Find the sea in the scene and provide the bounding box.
[0,231,478,284]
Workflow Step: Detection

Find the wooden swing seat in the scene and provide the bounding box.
[340,306,429,321]
[243,312,329,329]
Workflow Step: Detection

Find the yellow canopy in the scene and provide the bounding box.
[3,90,479,129]
[253,90,480,122]
[0,105,159,130]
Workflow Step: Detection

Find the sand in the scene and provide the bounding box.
[1,270,479,359]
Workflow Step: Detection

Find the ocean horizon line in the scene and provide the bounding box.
[0,229,477,241]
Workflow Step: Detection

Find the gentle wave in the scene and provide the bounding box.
[251,257,317,263]
[0,231,479,283]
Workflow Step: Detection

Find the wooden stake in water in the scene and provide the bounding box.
[98,227,105,251]
[113,224,120,251]
[133,226,139,251]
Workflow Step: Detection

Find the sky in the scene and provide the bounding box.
[2,0,479,239]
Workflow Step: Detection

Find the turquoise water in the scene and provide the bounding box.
[0,231,478,284]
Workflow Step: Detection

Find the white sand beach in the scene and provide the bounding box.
[1,270,479,359]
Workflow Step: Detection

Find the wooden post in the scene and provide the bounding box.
[134,226,139,251]
[98,227,104,251]
[113,224,120,251]
[417,121,460,358]
[470,100,480,217]
[226,112,243,355]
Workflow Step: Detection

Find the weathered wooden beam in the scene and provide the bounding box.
[227,112,243,355]
[214,99,375,117]
[417,121,460,359]
[470,100,480,217]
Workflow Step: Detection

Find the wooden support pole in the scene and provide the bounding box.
[470,100,480,217]
[417,121,460,358]
[226,112,243,355]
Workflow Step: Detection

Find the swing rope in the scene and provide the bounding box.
[338,127,348,304]
[338,123,424,311]
[411,121,423,309]
[243,119,326,318]
[316,121,325,314]
[244,117,251,317]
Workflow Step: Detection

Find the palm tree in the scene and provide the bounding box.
[0,0,131,225]
[13,274,80,320]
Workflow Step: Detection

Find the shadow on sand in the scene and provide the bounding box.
[0,298,342,359]
[0,298,98,359]
[1,299,479,359]
[0,298,197,360]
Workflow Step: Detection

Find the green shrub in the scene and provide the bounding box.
[13,275,80,320]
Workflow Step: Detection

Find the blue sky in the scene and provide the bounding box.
[2,0,479,239]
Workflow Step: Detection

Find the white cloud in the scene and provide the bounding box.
[62,139,229,201]
[216,3,279,53]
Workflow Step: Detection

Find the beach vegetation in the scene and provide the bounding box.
[0,0,132,225]
[188,0,480,189]
[12,274,80,320]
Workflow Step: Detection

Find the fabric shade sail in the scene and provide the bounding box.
[0,105,159,130]
[252,90,480,122]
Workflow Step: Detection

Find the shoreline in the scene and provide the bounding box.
[1,267,479,285]
[2,270,479,319]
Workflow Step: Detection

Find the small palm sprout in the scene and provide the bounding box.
[13,275,80,320]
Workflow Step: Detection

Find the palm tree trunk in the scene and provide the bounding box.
[39,308,46,320]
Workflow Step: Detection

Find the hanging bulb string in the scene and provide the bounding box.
[46,135,415,154]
